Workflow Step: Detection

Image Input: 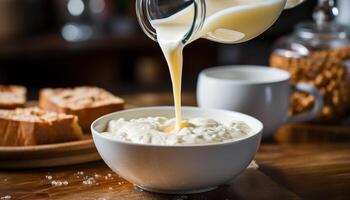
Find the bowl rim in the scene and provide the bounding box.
[91,106,263,148]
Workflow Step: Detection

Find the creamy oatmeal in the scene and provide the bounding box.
[102,117,251,145]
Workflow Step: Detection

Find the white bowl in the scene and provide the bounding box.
[91,106,263,194]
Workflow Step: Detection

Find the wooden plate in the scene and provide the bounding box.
[0,134,100,169]
[0,101,101,169]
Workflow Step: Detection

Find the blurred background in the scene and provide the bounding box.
[0,0,319,98]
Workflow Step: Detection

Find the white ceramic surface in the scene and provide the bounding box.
[197,66,323,137]
[91,106,262,194]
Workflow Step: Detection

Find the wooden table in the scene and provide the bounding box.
[1,93,350,200]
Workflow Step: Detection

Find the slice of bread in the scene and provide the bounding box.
[0,85,26,109]
[0,107,83,146]
[39,87,125,131]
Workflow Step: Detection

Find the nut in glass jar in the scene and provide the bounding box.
[270,45,350,121]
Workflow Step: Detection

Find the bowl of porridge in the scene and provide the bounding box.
[91,106,263,194]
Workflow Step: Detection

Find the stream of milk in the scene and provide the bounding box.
[151,0,297,130]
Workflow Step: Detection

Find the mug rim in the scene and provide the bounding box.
[199,65,291,85]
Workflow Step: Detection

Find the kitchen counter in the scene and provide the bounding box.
[0,93,349,200]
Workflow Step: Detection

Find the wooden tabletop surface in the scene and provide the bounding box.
[1,93,350,200]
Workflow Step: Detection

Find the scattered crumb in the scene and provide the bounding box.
[94,173,101,178]
[0,195,11,200]
[248,160,259,169]
[83,177,96,185]
[51,180,69,187]
[3,179,7,182]
[46,171,124,187]
[51,181,61,186]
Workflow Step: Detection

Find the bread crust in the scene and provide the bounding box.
[0,107,83,146]
[0,85,26,109]
[39,87,125,131]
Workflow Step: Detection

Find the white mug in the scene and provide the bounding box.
[197,66,324,137]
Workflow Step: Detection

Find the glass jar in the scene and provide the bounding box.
[270,19,350,122]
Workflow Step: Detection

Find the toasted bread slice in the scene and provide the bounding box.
[0,107,83,146]
[0,85,26,109]
[39,87,125,131]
